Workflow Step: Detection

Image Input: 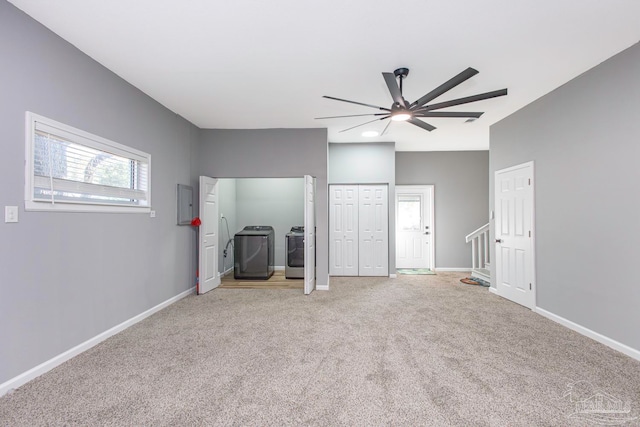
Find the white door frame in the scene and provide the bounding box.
[395,185,435,269]
[494,161,536,309]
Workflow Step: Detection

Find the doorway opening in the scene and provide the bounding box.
[197,176,316,295]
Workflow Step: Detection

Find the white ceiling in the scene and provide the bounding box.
[8,0,640,151]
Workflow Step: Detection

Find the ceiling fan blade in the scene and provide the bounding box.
[380,120,391,136]
[411,67,479,108]
[338,117,389,133]
[413,111,484,119]
[383,72,404,105]
[315,113,388,119]
[323,96,391,111]
[407,118,436,132]
[420,89,508,111]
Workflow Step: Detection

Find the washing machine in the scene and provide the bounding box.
[285,226,304,279]
[234,226,275,279]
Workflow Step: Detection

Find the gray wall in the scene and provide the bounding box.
[198,129,328,287]
[396,151,489,269]
[236,178,304,267]
[490,42,640,351]
[0,2,198,385]
[328,142,396,273]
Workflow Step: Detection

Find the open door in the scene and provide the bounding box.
[198,176,220,294]
[304,175,316,295]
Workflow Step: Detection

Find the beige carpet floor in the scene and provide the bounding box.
[1,272,639,426]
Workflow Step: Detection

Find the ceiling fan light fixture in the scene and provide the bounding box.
[391,112,411,122]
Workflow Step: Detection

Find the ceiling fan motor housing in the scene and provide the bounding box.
[393,68,410,79]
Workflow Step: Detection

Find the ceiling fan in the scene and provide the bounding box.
[316,67,507,134]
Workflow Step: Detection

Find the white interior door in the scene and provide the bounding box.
[396,186,434,269]
[198,176,220,295]
[304,175,316,295]
[329,185,358,276]
[359,185,388,276]
[495,162,535,309]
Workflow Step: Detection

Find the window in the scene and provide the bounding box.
[397,195,422,231]
[25,112,151,212]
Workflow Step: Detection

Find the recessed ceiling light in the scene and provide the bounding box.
[362,131,379,137]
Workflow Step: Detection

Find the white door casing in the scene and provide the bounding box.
[396,186,434,269]
[494,162,535,309]
[199,176,220,294]
[329,185,358,276]
[358,185,389,276]
[304,175,316,294]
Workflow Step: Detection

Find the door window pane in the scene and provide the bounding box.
[398,195,421,231]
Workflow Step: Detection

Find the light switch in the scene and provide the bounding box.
[150,210,156,218]
[5,206,18,223]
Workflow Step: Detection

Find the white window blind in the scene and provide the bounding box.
[25,112,151,212]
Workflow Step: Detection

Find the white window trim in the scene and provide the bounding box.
[24,112,152,213]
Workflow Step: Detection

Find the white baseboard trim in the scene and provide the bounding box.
[434,268,471,272]
[274,265,285,271]
[535,307,640,362]
[316,275,330,291]
[488,286,499,295]
[389,274,397,278]
[0,287,195,397]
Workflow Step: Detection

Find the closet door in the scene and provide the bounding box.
[329,185,358,276]
[359,185,389,276]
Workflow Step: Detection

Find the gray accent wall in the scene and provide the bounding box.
[490,42,640,352]
[198,129,328,287]
[328,142,396,273]
[396,151,489,269]
[0,2,198,385]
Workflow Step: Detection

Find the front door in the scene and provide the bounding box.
[198,176,220,294]
[396,186,434,269]
[494,162,535,309]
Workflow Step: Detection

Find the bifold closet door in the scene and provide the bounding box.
[358,185,389,276]
[329,184,388,277]
[329,185,359,276]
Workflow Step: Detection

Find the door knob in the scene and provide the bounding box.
[495,239,503,243]
[424,232,430,235]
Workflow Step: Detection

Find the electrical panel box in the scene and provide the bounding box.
[177,184,193,225]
